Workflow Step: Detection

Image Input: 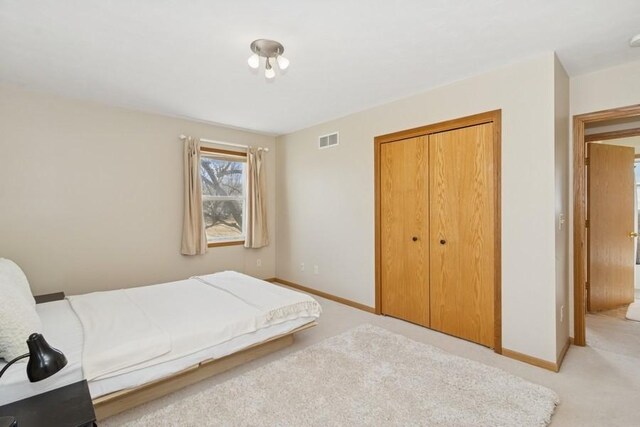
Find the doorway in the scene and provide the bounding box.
[573,105,640,346]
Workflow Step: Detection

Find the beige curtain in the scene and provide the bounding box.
[181,136,207,255]
[245,147,269,248]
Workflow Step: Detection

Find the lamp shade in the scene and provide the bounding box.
[25,333,67,382]
[247,53,260,69]
[276,55,289,70]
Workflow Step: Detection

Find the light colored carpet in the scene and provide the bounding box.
[585,313,640,359]
[102,324,558,427]
[626,300,640,322]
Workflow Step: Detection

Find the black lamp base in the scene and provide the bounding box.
[0,416,17,427]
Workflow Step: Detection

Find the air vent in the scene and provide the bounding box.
[319,132,339,149]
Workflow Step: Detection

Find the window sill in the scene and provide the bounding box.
[208,240,245,248]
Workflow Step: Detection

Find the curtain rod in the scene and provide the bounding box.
[179,134,269,152]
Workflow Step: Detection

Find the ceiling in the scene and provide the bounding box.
[1,1,640,135]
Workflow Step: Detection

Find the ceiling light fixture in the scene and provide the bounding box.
[630,33,640,47]
[247,39,289,79]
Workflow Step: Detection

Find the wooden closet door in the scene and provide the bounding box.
[429,123,495,347]
[380,136,429,326]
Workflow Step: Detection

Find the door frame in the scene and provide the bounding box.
[572,104,640,346]
[374,110,502,353]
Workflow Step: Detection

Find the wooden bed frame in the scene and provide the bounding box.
[92,321,317,420]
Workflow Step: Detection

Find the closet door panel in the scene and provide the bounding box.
[380,136,429,326]
[429,123,495,347]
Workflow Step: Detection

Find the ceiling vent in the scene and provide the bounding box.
[319,132,339,149]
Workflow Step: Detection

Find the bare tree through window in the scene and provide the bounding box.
[200,154,246,242]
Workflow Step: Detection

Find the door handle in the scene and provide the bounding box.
[629,232,639,238]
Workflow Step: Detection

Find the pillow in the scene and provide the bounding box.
[0,258,35,307]
[0,284,42,361]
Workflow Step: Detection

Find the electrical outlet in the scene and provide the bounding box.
[256,258,262,267]
[313,265,319,275]
[559,213,565,231]
[560,305,564,322]
[300,263,305,272]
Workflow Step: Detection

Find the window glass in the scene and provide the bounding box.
[200,154,246,243]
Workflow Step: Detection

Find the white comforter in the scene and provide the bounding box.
[67,271,321,381]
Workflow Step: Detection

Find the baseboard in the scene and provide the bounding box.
[556,337,571,371]
[267,278,569,372]
[268,278,376,314]
[502,347,562,372]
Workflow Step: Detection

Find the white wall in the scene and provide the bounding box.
[277,53,560,362]
[568,59,640,334]
[554,54,571,359]
[0,84,277,296]
[571,60,640,117]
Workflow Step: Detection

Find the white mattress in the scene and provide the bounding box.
[0,299,314,405]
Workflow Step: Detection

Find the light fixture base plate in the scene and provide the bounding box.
[250,39,284,57]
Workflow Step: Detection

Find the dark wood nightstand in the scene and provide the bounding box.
[34,292,65,304]
[0,381,96,427]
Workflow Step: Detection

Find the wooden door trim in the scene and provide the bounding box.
[572,104,640,346]
[375,110,499,144]
[493,112,502,353]
[374,109,502,353]
[584,127,640,143]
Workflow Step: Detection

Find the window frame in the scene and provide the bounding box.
[199,146,247,248]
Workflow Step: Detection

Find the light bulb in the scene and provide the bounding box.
[276,55,290,70]
[247,53,260,69]
[265,58,275,79]
[265,67,276,79]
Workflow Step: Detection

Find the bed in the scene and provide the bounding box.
[0,270,321,420]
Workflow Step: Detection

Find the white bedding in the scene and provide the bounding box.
[89,315,314,399]
[0,273,321,405]
[0,300,84,405]
[68,271,320,381]
[67,288,171,380]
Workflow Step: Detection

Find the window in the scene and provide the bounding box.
[200,147,247,246]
